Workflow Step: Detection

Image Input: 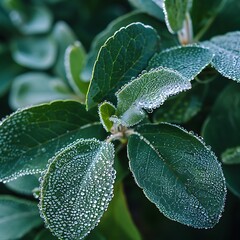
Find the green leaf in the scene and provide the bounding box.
[201,31,240,82]
[128,0,164,20]
[34,229,58,240]
[0,196,42,240]
[5,174,39,195]
[53,21,76,80]
[9,72,74,110]
[114,68,191,126]
[163,0,192,33]
[84,12,178,81]
[153,84,205,124]
[221,147,240,165]
[86,22,160,109]
[11,36,57,69]
[6,4,52,35]
[99,101,116,132]
[128,123,226,228]
[148,45,213,81]
[0,100,106,182]
[65,41,89,99]
[40,138,115,240]
[202,82,240,197]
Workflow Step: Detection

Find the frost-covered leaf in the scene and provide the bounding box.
[40,138,115,240]
[221,147,240,165]
[97,182,142,240]
[202,82,240,197]
[84,12,178,81]
[65,41,88,98]
[0,196,42,240]
[128,0,164,20]
[128,123,226,228]
[11,36,57,69]
[201,31,240,82]
[0,100,106,182]
[153,84,205,124]
[114,68,191,126]
[86,23,160,109]
[53,21,76,80]
[148,45,213,81]
[9,72,73,110]
[5,174,39,195]
[99,102,116,132]
[163,0,192,33]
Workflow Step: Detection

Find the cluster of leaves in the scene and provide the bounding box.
[0,0,240,239]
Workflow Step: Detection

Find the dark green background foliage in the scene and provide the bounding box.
[0,0,240,239]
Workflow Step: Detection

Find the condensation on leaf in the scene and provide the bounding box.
[128,123,226,228]
[148,45,214,81]
[201,31,240,82]
[39,138,116,240]
[0,101,103,183]
[115,67,191,126]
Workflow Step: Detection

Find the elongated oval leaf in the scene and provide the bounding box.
[11,36,57,69]
[86,22,160,109]
[9,72,73,110]
[148,45,213,81]
[99,101,116,132]
[0,196,42,240]
[53,21,76,81]
[115,68,191,126]
[40,138,115,240]
[201,31,240,82]
[128,123,226,228]
[163,0,191,33]
[65,41,88,98]
[0,100,106,182]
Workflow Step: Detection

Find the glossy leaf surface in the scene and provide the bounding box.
[40,139,115,240]
[128,123,226,228]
